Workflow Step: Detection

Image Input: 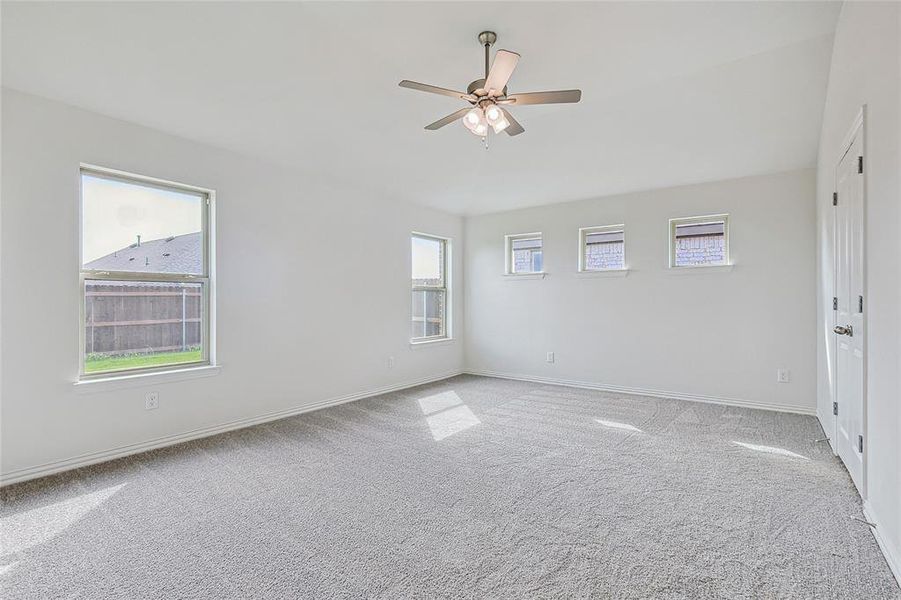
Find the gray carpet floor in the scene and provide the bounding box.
[1,375,898,599]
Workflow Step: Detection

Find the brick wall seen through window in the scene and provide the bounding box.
[582,228,624,271]
[671,218,727,267]
[509,235,543,273]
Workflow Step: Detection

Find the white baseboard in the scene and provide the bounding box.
[465,369,817,416]
[863,501,901,587]
[0,370,463,487]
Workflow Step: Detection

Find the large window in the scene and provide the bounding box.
[506,233,543,274]
[80,166,212,378]
[579,225,625,271]
[411,233,449,342]
[669,215,729,267]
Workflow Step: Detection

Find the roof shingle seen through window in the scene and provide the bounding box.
[84,231,202,274]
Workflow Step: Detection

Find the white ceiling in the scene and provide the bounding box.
[1,2,840,215]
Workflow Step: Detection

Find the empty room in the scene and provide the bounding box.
[1,1,899,598]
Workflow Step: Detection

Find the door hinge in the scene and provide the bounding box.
[833,297,838,311]
[858,434,864,454]
[833,401,838,416]
[858,156,864,174]
[833,192,838,206]
[858,295,864,313]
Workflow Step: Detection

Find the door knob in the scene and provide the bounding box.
[833,325,853,336]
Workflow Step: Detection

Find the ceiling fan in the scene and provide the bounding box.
[399,31,581,138]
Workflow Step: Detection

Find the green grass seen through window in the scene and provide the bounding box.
[84,349,203,374]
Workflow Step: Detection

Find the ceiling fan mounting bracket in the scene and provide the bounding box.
[477,31,497,46]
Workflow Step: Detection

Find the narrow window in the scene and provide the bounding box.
[669,215,729,267]
[411,233,449,342]
[80,167,213,378]
[579,225,625,271]
[506,233,543,274]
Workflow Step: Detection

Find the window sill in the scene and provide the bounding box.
[74,364,221,393]
[667,264,734,274]
[503,272,547,280]
[410,337,455,349]
[576,269,629,278]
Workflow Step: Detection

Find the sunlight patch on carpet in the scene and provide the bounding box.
[732,441,808,460]
[595,419,642,433]
[1,483,126,557]
[417,391,481,441]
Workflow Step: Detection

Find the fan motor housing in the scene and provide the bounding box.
[467,79,507,99]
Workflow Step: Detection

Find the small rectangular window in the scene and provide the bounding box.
[506,233,543,274]
[579,225,625,271]
[411,233,449,342]
[80,167,212,378]
[669,215,729,267]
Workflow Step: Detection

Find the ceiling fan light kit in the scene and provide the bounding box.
[399,31,582,142]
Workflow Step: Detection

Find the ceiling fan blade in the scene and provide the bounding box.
[425,107,471,130]
[500,108,524,136]
[506,90,582,105]
[484,50,520,96]
[399,80,472,101]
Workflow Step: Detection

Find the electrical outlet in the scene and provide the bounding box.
[388,356,395,369]
[145,392,160,410]
[546,352,555,363]
[776,369,791,384]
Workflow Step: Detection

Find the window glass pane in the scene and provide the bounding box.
[412,236,444,286]
[84,280,203,374]
[584,230,624,270]
[411,289,446,339]
[82,173,204,274]
[673,220,726,266]
[511,237,542,273]
[411,234,448,341]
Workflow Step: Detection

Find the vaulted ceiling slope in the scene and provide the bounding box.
[1,2,840,215]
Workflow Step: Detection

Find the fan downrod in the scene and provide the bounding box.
[473,31,505,96]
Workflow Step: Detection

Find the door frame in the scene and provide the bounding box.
[830,105,867,497]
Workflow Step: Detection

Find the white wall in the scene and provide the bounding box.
[0,89,464,481]
[464,169,816,414]
[815,1,901,580]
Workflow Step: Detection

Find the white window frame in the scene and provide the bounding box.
[578,225,626,272]
[410,232,451,344]
[505,232,544,275]
[668,214,730,268]
[78,164,215,380]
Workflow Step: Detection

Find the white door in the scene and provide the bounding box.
[833,125,865,494]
